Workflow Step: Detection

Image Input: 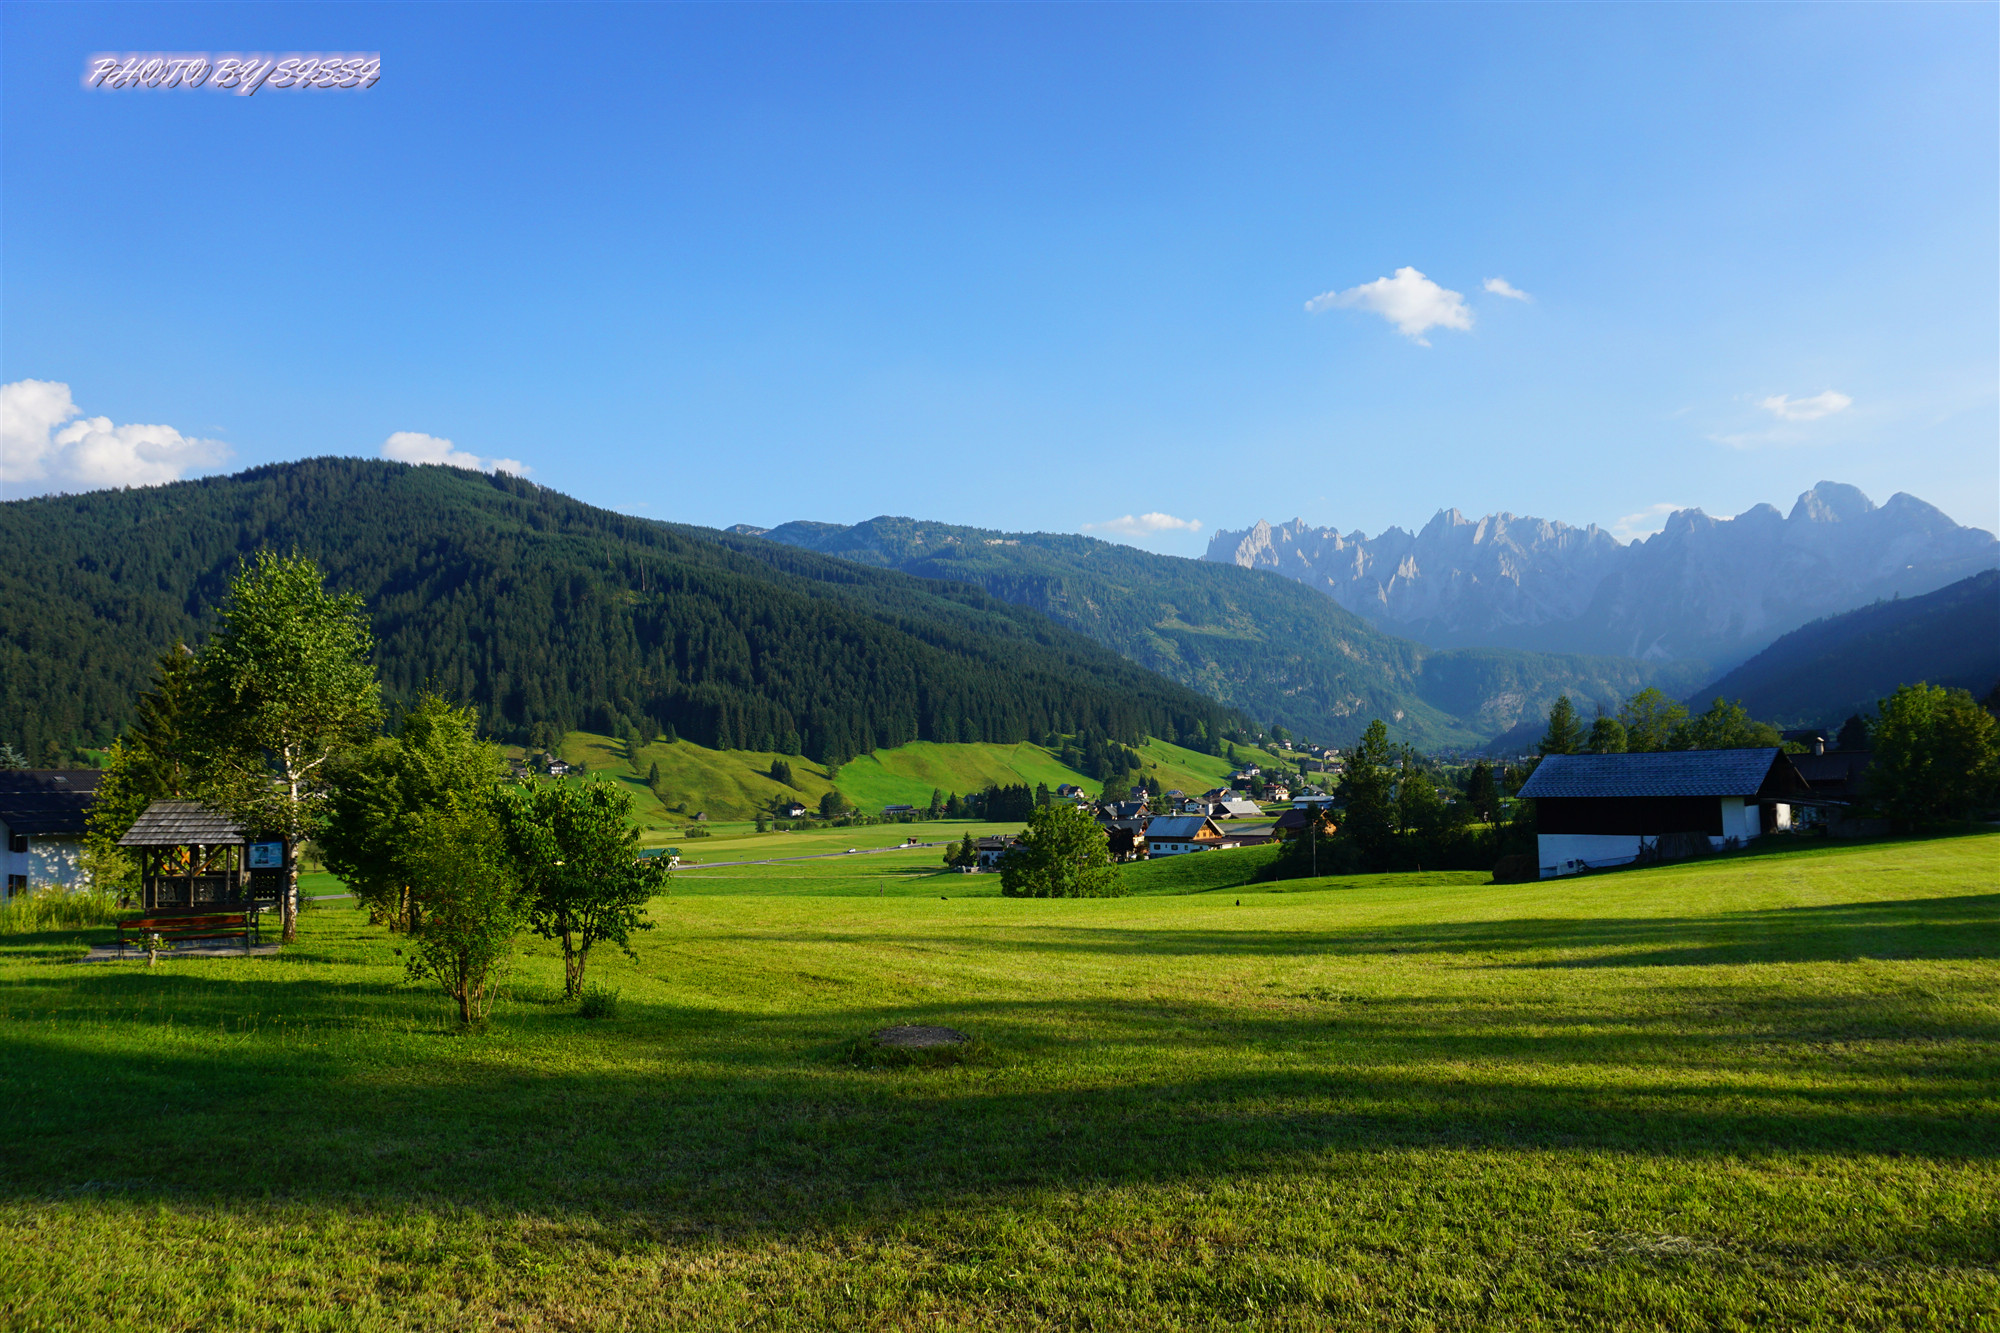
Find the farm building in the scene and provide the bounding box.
[1144,815,1226,856]
[1518,748,1812,878]
[0,769,103,896]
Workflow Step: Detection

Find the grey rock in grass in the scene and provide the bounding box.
[873,1024,969,1049]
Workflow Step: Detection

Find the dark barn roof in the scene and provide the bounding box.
[1520,748,1803,800]
[0,769,104,836]
[118,800,247,847]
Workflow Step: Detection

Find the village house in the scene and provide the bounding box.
[1055,784,1086,799]
[775,800,809,819]
[0,769,103,897]
[1143,815,1227,856]
[1517,748,1812,879]
[1212,798,1264,820]
[973,835,1020,870]
[881,804,917,817]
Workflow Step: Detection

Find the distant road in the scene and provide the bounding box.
[676,842,947,870]
[306,840,950,898]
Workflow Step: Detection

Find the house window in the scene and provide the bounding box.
[5,874,24,897]
[7,834,24,855]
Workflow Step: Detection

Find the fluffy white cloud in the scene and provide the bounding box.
[1483,276,1531,301]
[381,431,528,476]
[1083,512,1203,538]
[1758,391,1852,422]
[1305,267,1473,345]
[1612,502,1686,541]
[0,379,229,497]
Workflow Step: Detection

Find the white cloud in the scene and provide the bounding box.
[0,379,229,497]
[1083,512,1203,538]
[1483,277,1531,301]
[1758,391,1852,422]
[381,431,528,476]
[1305,267,1473,345]
[1612,502,1686,541]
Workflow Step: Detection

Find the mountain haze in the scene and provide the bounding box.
[747,516,1706,750]
[1205,482,1998,665]
[1688,570,2000,728]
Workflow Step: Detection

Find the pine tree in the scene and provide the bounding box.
[1538,696,1586,756]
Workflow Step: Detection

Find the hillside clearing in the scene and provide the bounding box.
[3,833,1994,1330]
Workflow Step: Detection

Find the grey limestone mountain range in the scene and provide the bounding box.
[1203,482,1998,668]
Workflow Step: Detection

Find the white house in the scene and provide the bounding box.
[1143,815,1226,856]
[1517,748,1809,878]
[0,770,103,897]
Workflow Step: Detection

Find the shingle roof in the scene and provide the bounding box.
[1144,816,1218,840]
[0,770,103,836]
[1519,748,1784,800]
[118,800,247,847]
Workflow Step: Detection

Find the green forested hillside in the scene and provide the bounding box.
[0,460,1236,761]
[1690,570,2000,726]
[749,516,1707,748]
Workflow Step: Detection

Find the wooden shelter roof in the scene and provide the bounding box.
[118,800,247,847]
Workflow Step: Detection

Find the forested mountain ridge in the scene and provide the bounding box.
[747,515,1706,749]
[0,460,1236,763]
[1688,570,2000,728]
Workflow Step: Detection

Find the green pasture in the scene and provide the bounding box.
[3,832,1995,1330]
[548,730,1281,830]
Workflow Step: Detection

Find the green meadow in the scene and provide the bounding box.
[549,731,1283,827]
[4,833,1995,1330]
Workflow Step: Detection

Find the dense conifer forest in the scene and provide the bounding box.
[0,460,1236,763]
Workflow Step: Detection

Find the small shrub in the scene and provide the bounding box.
[578,984,620,1019]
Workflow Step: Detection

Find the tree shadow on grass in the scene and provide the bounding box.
[708,893,2000,969]
[3,951,1995,1234]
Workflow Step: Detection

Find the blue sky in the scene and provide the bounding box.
[4,3,1995,553]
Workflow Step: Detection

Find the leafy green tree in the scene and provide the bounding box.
[321,694,505,930]
[646,760,661,787]
[944,791,965,818]
[1586,716,1628,754]
[1671,698,1782,751]
[200,552,383,942]
[1836,714,1870,751]
[818,788,850,819]
[404,794,523,1026]
[1866,683,2000,827]
[1618,688,1687,753]
[1538,696,1585,756]
[755,812,768,833]
[499,780,667,998]
[944,832,977,869]
[0,743,24,770]
[999,803,1122,898]
[769,758,794,788]
[928,787,944,818]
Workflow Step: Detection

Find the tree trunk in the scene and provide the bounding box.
[281,857,298,943]
[563,927,586,997]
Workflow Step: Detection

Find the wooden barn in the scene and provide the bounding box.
[1518,748,1812,879]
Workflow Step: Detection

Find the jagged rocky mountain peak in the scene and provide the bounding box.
[1204,482,1997,665]
[1790,480,1875,523]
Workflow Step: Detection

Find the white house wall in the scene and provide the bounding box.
[0,826,90,895]
[1537,833,1647,877]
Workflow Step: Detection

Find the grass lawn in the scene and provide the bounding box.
[4,832,1996,1329]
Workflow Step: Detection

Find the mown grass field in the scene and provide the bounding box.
[4,833,1995,1330]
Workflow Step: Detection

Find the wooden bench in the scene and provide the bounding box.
[116,910,260,956]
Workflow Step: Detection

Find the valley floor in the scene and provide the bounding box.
[3,834,1997,1330]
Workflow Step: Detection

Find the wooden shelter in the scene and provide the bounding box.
[118,800,283,912]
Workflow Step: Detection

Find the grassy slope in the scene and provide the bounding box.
[4,832,1996,1330]
[557,731,1281,826]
